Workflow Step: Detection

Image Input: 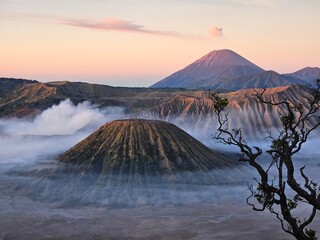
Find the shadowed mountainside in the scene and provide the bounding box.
[286,67,320,86]
[215,70,305,91]
[0,77,38,98]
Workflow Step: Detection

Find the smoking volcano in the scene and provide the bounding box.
[12,119,242,206]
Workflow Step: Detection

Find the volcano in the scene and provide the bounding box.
[150,49,265,89]
[15,119,241,206]
[59,119,232,174]
[150,49,308,90]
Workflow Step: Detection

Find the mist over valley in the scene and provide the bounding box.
[0,49,319,239]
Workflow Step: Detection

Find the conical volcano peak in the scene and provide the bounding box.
[150,49,265,89]
[194,49,262,68]
[59,119,233,175]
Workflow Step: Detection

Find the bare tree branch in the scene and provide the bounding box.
[210,81,320,240]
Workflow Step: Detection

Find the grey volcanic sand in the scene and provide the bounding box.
[1,157,319,240]
[0,192,296,240]
[0,147,319,239]
[1,162,319,240]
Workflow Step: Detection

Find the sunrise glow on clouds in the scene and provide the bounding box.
[209,26,223,38]
[0,0,319,86]
[61,18,183,37]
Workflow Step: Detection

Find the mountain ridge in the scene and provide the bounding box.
[150,49,318,90]
[286,67,320,86]
[139,84,318,140]
[0,77,38,98]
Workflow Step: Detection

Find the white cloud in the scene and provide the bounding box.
[0,99,126,136]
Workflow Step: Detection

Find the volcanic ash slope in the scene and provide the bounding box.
[59,119,233,174]
[15,119,244,206]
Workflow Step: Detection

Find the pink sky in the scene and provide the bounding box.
[0,0,319,86]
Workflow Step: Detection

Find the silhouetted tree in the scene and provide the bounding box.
[210,80,320,240]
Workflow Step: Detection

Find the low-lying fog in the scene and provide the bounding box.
[0,100,319,239]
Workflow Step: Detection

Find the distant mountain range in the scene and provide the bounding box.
[285,67,320,86]
[0,79,196,117]
[151,49,319,90]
